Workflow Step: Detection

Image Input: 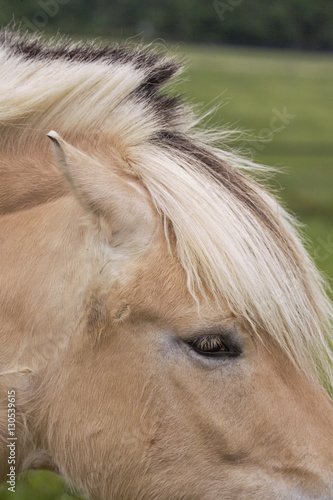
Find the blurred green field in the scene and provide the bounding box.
[0,43,332,500]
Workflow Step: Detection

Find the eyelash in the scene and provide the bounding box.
[187,334,241,358]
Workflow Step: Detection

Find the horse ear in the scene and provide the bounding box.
[47,131,157,248]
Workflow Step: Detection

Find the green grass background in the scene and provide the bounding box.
[0,43,332,500]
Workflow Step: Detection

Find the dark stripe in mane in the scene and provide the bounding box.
[0,28,185,131]
[152,131,281,236]
[0,29,160,68]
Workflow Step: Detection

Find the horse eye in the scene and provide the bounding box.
[188,335,241,358]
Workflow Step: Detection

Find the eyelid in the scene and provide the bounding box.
[184,330,243,358]
[189,337,241,354]
[183,325,238,343]
[190,347,240,358]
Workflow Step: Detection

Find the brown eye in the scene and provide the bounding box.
[188,335,241,358]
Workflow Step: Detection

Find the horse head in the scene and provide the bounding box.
[0,30,333,499]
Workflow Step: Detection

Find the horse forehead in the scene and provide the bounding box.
[100,238,231,328]
[106,241,193,315]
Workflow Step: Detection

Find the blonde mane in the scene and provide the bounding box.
[1,29,333,392]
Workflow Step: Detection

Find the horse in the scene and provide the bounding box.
[0,29,333,500]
